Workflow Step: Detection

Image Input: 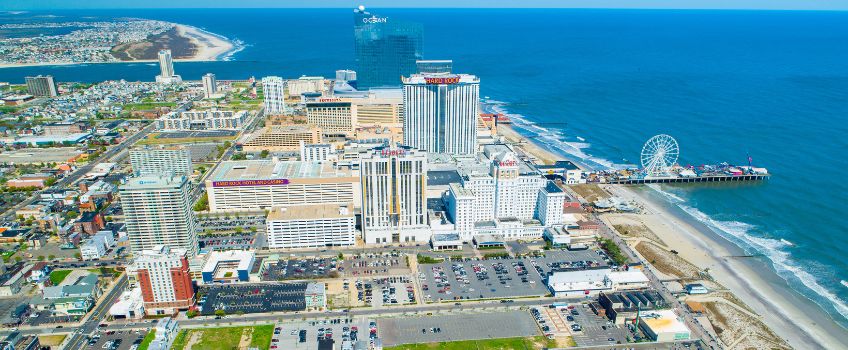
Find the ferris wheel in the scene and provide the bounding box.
[640,134,679,177]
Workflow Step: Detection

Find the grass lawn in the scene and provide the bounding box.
[136,135,235,146]
[123,102,176,111]
[49,270,73,285]
[38,334,67,346]
[169,330,188,350]
[249,324,274,348]
[137,329,156,350]
[385,336,552,350]
[88,267,120,276]
[171,325,274,350]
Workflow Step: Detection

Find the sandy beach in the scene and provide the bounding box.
[175,24,235,62]
[607,185,848,349]
[495,121,848,349]
[0,23,235,69]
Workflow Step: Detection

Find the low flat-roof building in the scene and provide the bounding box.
[472,234,505,249]
[547,269,612,297]
[430,233,462,251]
[639,309,691,342]
[305,282,326,310]
[598,290,667,325]
[607,270,650,291]
[108,287,145,319]
[201,250,255,284]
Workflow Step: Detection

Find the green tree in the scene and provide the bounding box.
[214,309,226,317]
[260,149,270,159]
[48,254,56,260]
[37,255,45,261]
[74,252,81,260]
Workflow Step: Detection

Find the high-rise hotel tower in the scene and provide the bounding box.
[262,76,286,115]
[353,6,422,89]
[360,145,430,244]
[402,73,480,155]
[155,49,182,83]
[120,174,198,256]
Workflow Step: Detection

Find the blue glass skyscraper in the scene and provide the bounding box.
[354,6,423,89]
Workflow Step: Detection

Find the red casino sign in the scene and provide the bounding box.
[424,77,460,85]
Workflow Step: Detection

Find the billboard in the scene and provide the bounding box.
[212,179,290,187]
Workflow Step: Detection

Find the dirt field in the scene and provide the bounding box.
[570,184,610,202]
[635,241,701,280]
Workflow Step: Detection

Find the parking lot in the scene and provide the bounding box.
[262,258,338,281]
[199,234,256,251]
[417,250,607,302]
[418,258,547,302]
[199,283,306,315]
[84,328,149,350]
[268,316,377,350]
[540,303,630,347]
[183,143,221,161]
[156,130,237,139]
[342,252,409,276]
[378,311,539,347]
[353,276,416,307]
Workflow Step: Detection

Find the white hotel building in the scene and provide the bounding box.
[156,110,247,131]
[444,144,562,241]
[266,203,356,249]
[360,145,430,244]
[206,160,358,212]
[120,175,198,257]
[402,73,479,155]
[130,145,192,177]
[262,76,286,115]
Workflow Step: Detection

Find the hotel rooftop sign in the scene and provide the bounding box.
[212,179,290,187]
[363,16,388,24]
[424,76,460,85]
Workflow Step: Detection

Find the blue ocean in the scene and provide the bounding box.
[2,8,848,328]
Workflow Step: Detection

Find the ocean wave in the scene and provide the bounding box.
[482,98,848,325]
[221,39,247,61]
[647,184,686,203]
[679,203,848,322]
[486,102,627,170]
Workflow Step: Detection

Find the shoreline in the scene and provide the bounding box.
[613,186,848,349]
[496,116,848,348]
[0,24,238,69]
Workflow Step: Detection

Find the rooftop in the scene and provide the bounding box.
[432,233,461,242]
[543,181,564,194]
[428,170,463,186]
[640,309,690,334]
[121,174,187,190]
[211,160,351,182]
[548,268,612,284]
[202,250,255,274]
[267,203,354,221]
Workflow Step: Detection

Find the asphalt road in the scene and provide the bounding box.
[592,212,722,350]
[2,122,156,222]
[64,274,129,350]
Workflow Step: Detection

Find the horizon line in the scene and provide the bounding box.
[4,7,848,12]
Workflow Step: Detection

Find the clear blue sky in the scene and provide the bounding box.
[3,0,848,11]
